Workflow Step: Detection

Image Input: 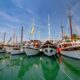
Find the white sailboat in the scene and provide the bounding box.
[23,41,40,56]
[41,41,57,56]
[10,46,24,55]
[24,18,40,56]
[6,27,24,55]
[41,15,57,56]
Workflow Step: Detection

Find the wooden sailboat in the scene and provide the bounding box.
[58,7,80,51]
[23,18,40,56]
[41,15,57,56]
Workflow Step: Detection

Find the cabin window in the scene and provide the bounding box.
[45,49,48,52]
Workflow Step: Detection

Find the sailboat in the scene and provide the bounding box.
[23,18,40,56]
[6,27,24,55]
[41,15,57,56]
[58,7,80,51]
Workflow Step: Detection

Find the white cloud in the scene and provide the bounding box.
[72,1,80,21]
[0,11,21,40]
[73,1,80,10]
[11,0,34,16]
[0,10,20,23]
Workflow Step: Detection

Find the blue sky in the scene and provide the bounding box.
[0,0,80,42]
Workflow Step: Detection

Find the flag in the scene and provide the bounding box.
[31,25,35,35]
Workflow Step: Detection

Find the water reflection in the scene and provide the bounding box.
[0,54,80,80]
[62,56,80,80]
[17,56,60,80]
[40,57,59,80]
[0,54,60,80]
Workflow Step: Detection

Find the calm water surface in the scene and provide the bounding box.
[0,53,80,80]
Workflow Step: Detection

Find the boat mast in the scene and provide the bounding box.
[3,32,6,44]
[21,26,23,43]
[48,15,51,40]
[32,17,35,41]
[13,28,16,44]
[16,35,17,43]
[39,31,40,40]
[68,7,73,41]
[61,25,63,40]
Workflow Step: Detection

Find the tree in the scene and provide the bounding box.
[72,34,80,40]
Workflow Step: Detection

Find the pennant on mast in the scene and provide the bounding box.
[31,17,35,40]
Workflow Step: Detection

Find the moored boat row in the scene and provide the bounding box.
[0,40,58,57]
[0,8,80,57]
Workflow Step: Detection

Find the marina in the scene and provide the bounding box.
[0,0,80,80]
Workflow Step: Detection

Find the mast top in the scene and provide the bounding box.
[32,17,35,26]
[68,6,73,41]
[48,15,50,26]
[48,15,51,40]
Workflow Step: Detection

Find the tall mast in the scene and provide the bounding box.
[68,7,73,41]
[48,15,51,40]
[32,17,35,40]
[21,26,23,43]
[13,28,15,44]
[3,32,6,44]
[16,35,17,43]
[61,25,63,40]
[39,31,40,40]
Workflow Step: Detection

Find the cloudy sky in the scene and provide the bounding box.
[0,0,80,42]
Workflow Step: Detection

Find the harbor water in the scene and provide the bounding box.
[0,52,80,80]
